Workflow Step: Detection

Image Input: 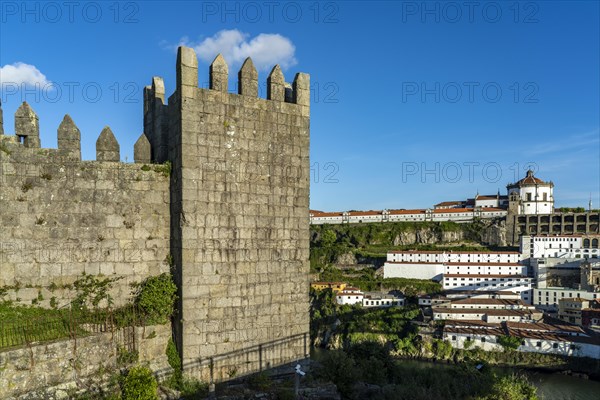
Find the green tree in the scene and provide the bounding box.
[134,273,178,324]
[498,336,522,352]
[320,230,337,247]
[122,365,159,400]
[477,374,538,400]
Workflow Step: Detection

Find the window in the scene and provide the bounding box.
[536,342,542,347]
[553,343,558,349]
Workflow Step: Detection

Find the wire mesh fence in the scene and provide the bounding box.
[0,305,144,350]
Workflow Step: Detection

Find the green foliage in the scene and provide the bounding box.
[557,207,586,213]
[117,346,139,366]
[475,374,538,400]
[71,273,122,311]
[432,339,454,360]
[141,161,171,177]
[177,376,209,398]
[320,230,337,247]
[121,365,158,400]
[318,265,442,296]
[134,273,177,325]
[498,335,522,351]
[463,338,474,350]
[165,337,183,388]
[316,343,539,400]
[315,350,359,398]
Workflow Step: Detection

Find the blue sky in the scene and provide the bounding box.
[1,1,598,211]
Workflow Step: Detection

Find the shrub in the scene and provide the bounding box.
[134,273,177,324]
[122,365,158,400]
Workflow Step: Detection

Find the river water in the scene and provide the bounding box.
[398,359,600,400]
[311,348,600,399]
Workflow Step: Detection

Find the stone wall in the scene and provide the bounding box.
[506,211,600,246]
[152,47,311,379]
[0,115,170,307]
[0,44,311,390]
[0,324,172,399]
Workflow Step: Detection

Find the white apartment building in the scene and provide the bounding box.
[534,288,599,311]
[433,307,538,323]
[444,262,527,276]
[521,235,600,260]
[387,251,520,264]
[362,292,405,308]
[383,251,520,280]
[442,274,533,303]
[335,287,364,305]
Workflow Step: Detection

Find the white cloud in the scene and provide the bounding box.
[0,62,51,90]
[179,30,297,71]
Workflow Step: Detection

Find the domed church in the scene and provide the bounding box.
[507,170,554,215]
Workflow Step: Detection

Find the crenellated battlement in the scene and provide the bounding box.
[0,101,150,164]
[0,45,310,387]
[144,46,309,111]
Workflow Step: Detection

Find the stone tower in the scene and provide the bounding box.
[144,46,311,381]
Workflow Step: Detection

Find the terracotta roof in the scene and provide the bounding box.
[451,298,526,306]
[336,290,364,296]
[507,328,599,345]
[444,319,502,328]
[388,209,426,215]
[435,201,462,207]
[445,326,505,336]
[433,307,535,317]
[348,210,382,216]
[476,195,498,200]
[505,321,586,334]
[444,326,505,336]
[310,211,343,217]
[508,170,551,188]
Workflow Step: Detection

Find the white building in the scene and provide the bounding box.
[442,274,533,303]
[534,287,599,311]
[383,262,444,280]
[475,193,508,209]
[335,287,364,305]
[444,290,522,300]
[335,288,405,308]
[444,262,527,276]
[506,321,600,359]
[309,208,507,225]
[521,234,600,260]
[433,307,539,323]
[443,320,600,358]
[507,170,554,215]
[386,251,520,264]
[382,251,521,281]
[362,292,405,308]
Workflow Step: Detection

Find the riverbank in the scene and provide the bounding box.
[396,359,600,400]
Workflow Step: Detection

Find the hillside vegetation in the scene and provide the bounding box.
[310,220,515,270]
